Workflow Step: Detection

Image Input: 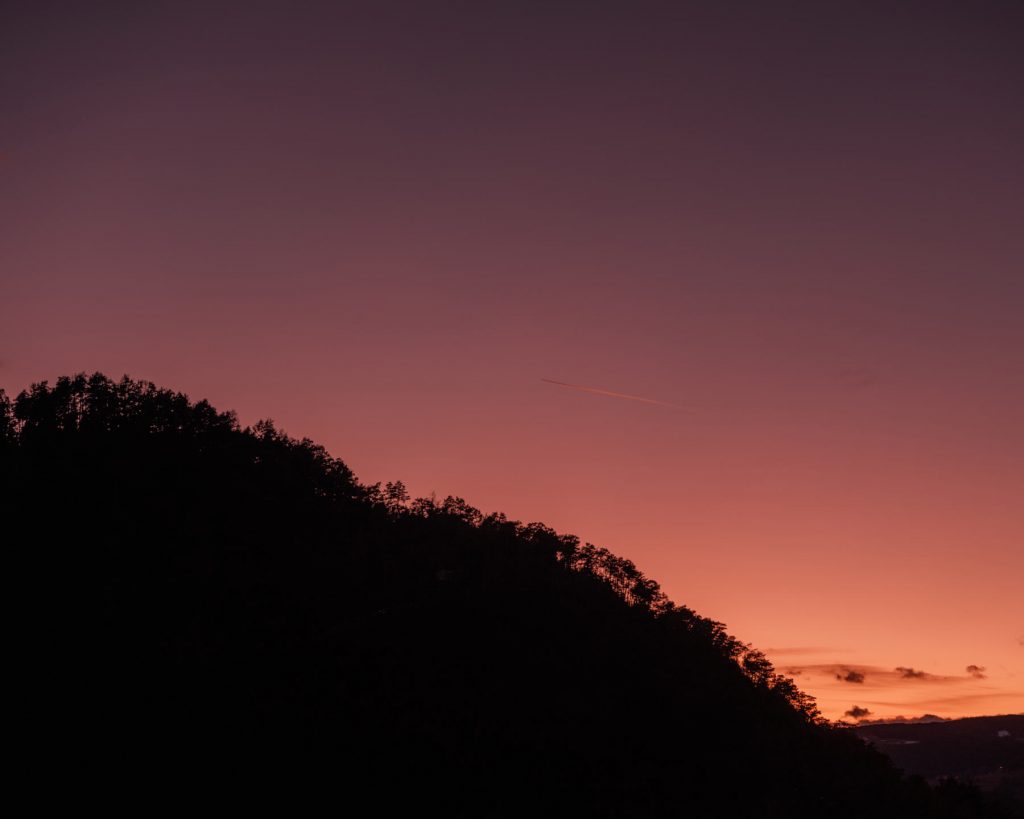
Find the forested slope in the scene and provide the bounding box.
[2,374,1016,817]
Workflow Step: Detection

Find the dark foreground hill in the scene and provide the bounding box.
[2,374,1019,817]
[855,716,1024,801]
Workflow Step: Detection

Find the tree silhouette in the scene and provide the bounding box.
[3,373,1016,817]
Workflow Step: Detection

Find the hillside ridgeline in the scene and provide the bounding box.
[2,373,1017,817]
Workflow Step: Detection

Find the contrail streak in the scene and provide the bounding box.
[541,378,682,408]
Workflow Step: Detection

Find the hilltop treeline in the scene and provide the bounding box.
[1,374,1015,817]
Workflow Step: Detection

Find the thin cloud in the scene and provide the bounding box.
[966,665,987,679]
[785,663,879,680]
[786,664,958,685]
[859,691,1022,711]
[541,378,683,409]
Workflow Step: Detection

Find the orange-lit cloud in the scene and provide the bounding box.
[783,664,961,685]
[771,655,1021,721]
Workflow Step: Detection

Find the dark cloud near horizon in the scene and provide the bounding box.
[966,665,987,679]
[787,663,965,685]
[895,666,929,680]
[845,706,872,719]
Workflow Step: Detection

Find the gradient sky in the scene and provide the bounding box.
[2,1,1022,721]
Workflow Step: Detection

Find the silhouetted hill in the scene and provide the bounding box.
[2,374,1019,817]
[855,716,1024,800]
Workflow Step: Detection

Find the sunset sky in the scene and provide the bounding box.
[2,1,1021,721]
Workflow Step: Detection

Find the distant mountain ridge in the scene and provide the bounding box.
[854,716,1024,802]
[857,714,952,726]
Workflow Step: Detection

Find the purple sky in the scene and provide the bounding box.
[2,1,1022,720]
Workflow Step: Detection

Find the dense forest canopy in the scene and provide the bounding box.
[2,374,1018,817]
